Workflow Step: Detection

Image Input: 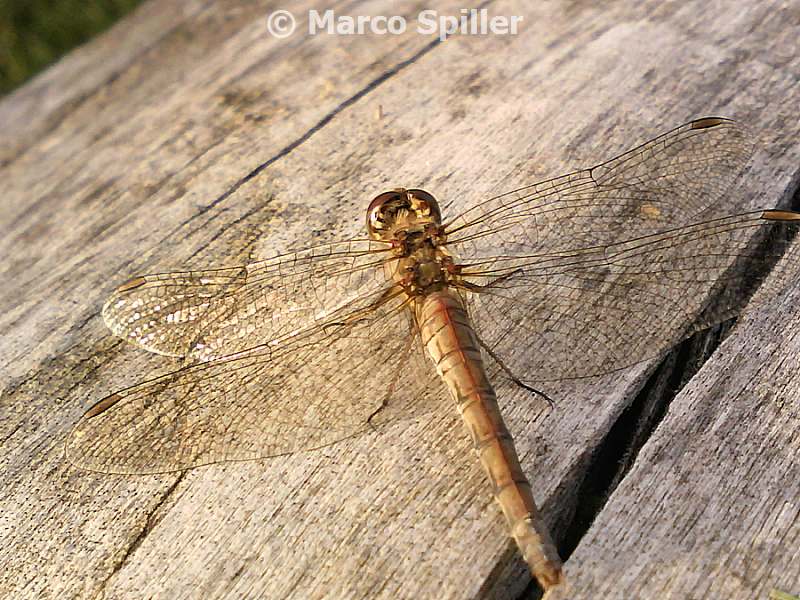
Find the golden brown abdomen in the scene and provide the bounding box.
[415,290,563,590]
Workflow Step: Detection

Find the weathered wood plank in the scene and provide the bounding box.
[1,1,798,599]
[546,251,800,598]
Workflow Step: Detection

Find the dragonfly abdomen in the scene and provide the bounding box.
[416,291,563,590]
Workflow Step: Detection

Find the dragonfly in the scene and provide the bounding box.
[66,117,800,591]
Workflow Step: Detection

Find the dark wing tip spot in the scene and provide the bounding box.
[762,210,800,222]
[85,393,124,418]
[116,276,148,293]
[690,117,729,130]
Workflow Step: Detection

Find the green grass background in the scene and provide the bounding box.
[0,0,144,95]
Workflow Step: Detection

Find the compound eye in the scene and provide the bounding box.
[367,190,406,239]
[406,189,441,224]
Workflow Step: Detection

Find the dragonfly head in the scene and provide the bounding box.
[367,188,442,242]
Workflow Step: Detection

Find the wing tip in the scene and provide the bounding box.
[101,275,147,325]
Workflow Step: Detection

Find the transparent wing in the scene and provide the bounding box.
[67,289,447,474]
[102,239,394,362]
[444,117,753,257]
[458,211,800,382]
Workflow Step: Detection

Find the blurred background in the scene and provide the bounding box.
[0,0,143,95]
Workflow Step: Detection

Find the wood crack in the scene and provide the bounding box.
[177,37,445,232]
[555,321,733,565]
[93,472,187,598]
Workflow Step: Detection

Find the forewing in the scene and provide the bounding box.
[67,291,447,474]
[444,117,753,257]
[459,211,800,382]
[101,240,393,361]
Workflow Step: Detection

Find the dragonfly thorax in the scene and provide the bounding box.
[396,251,455,296]
[367,189,458,295]
[394,228,460,296]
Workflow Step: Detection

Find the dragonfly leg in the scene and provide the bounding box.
[473,330,555,409]
[457,267,523,293]
[456,270,554,407]
[366,317,419,430]
[365,368,405,431]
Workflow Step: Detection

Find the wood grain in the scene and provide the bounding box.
[1,1,798,599]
